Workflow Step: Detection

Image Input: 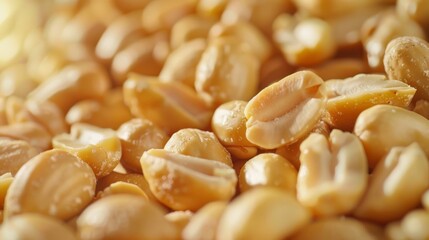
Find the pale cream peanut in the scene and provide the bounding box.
[165,210,194,235]
[245,70,325,149]
[397,0,429,27]
[0,64,37,98]
[354,143,429,223]
[170,15,214,49]
[164,128,233,167]
[4,149,96,220]
[216,187,311,240]
[298,129,368,217]
[140,149,237,211]
[401,209,429,240]
[52,123,122,178]
[96,181,148,200]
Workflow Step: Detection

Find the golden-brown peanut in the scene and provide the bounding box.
[384,36,429,102]
[95,11,146,64]
[111,32,169,85]
[385,222,408,240]
[96,181,148,199]
[159,39,207,88]
[77,195,179,240]
[291,218,379,240]
[0,214,78,240]
[165,210,193,234]
[197,0,227,19]
[305,58,368,81]
[321,74,416,131]
[221,0,295,36]
[0,139,39,176]
[245,71,325,149]
[182,201,227,240]
[292,0,374,18]
[123,74,213,135]
[362,10,425,70]
[414,100,429,119]
[211,100,257,160]
[217,187,311,240]
[401,209,429,240]
[117,118,169,173]
[354,143,429,223]
[89,0,150,25]
[397,0,429,27]
[141,0,197,33]
[52,123,122,178]
[164,128,233,167]
[354,104,429,168]
[259,55,296,90]
[0,173,13,209]
[208,21,272,62]
[0,122,51,151]
[66,89,133,130]
[28,61,111,114]
[273,15,336,66]
[239,153,297,194]
[0,64,37,98]
[170,15,214,49]
[298,129,368,217]
[423,190,429,210]
[140,149,237,211]
[96,171,156,202]
[4,149,96,220]
[195,37,260,106]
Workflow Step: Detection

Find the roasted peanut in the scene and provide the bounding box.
[259,55,296,90]
[384,36,429,102]
[273,15,336,66]
[362,10,425,70]
[397,0,429,27]
[354,104,429,168]
[413,100,429,119]
[117,118,169,173]
[111,32,169,85]
[170,15,214,49]
[165,210,193,234]
[160,39,207,88]
[423,190,429,210]
[140,149,237,211]
[239,153,297,194]
[182,201,227,240]
[77,195,179,240]
[292,0,374,18]
[26,44,68,84]
[164,128,233,167]
[0,122,51,151]
[245,71,325,149]
[0,214,78,240]
[298,130,368,217]
[123,74,213,134]
[354,143,429,223]
[28,61,111,114]
[211,101,257,160]
[0,139,39,176]
[0,173,13,209]
[401,209,429,240]
[291,218,380,240]
[196,0,227,19]
[321,74,416,131]
[305,58,368,81]
[208,21,272,62]
[96,171,156,202]
[217,187,311,240]
[0,64,37,98]
[4,149,96,220]
[53,123,122,178]
[195,37,260,106]
[385,222,408,240]
[95,11,146,64]
[96,181,148,199]
[66,89,133,130]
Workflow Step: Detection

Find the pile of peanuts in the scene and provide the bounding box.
[0,0,429,239]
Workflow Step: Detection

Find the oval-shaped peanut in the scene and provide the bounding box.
[170,15,214,49]
[245,70,325,149]
[140,149,237,211]
[354,143,429,223]
[217,187,311,240]
[77,195,179,240]
[4,149,96,220]
[0,139,39,176]
[0,122,51,151]
[354,104,429,168]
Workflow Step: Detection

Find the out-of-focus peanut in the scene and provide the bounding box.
[384,36,429,102]
[413,100,429,119]
[96,181,148,200]
[0,64,37,98]
[53,123,121,178]
[197,0,227,19]
[259,55,296,90]
[354,104,429,168]
[170,15,214,49]
[321,74,416,131]
[305,58,368,81]
[292,0,374,18]
[245,71,325,149]
[77,195,179,240]
[397,0,429,28]
[4,149,96,220]
[401,209,429,240]
[239,153,297,194]
[0,139,39,176]
[140,149,237,211]
[0,122,51,151]
[117,118,168,173]
[164,128,233,167]
[165,210,193,235]
[354,143,429,223]
[217,187,311,240]
[0,173,13,209]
